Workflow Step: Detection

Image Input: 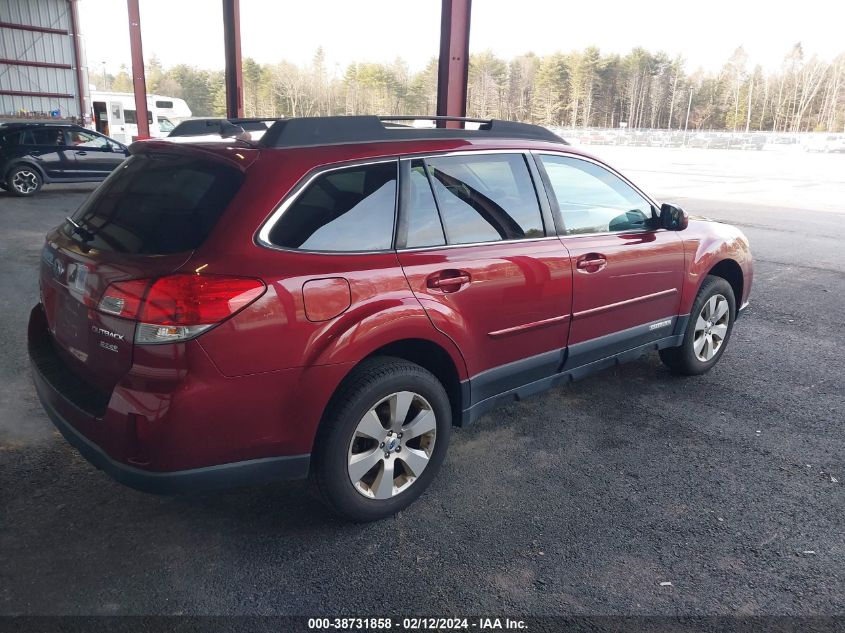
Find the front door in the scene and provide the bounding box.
[396,153,572,404]
[64,129,124,178]
[536,153,684,368]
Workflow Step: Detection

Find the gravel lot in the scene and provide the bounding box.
[1,147,843,616]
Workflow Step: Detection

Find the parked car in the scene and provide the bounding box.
[733,133,766,150]
[28,115,752,521]
[620,130,651,146]
[0,122,128,196]
[649,131,685,148]
[803,134,845,153]
[686,132,732,149]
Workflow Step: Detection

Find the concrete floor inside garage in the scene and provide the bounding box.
[1,147,843,615]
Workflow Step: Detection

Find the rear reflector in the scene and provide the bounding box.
[98,274,266,344]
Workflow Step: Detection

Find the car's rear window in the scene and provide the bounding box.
[67,153,243,254]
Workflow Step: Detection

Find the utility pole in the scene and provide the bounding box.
[683,90,693,144]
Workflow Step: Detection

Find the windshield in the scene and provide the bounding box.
[157,117,175,133]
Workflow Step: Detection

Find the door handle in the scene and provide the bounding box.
[74,151,87,156]
[576,254,608,273]
[426,270,471,292]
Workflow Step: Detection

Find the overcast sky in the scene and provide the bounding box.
[79,0,844,77]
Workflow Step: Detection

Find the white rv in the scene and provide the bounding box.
[89,91,192,142]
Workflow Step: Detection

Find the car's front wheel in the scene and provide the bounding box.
[7,166,43,197]
[660,275,736,375]
[313,357,451,522]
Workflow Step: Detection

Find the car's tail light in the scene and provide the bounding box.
[97,279,149,319]
[97,274,266,344]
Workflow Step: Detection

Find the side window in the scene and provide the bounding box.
[540,155,654,235]
[267,161,397,251]
[425,153,544,245]
[65,130,110,148]
[0,132,20,147]
[404,160,446,248]
[23,129,62,146]
[124,110,153,125]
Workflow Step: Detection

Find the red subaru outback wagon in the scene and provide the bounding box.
[29,116,752,521]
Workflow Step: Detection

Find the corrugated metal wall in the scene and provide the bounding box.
[0,0,82,118]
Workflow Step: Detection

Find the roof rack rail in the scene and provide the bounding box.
[0,121,73,127]
[259,115,565,149]
[168,117,280,137]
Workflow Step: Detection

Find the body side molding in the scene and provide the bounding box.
[572,288,678,320]
[460,315,688,425]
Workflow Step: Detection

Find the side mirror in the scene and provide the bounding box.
[660,203,689,231]
[103,143,114,152]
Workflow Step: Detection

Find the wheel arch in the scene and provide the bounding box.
[4,159,47,184]
[363,338,465,425]
[311,337,466,456]
[705,259,744,315]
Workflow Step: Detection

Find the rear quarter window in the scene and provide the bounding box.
[67,153,243,254]
[0,131,17,147]
[266,161,398,252]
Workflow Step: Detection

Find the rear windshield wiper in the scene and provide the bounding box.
[65,216,94,242]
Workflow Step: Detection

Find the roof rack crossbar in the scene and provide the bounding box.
[259,115,564,149]
[379,115,492,124]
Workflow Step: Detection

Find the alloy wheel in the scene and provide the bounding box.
[11,170,38,195]
[347,391,437,499]
[693,293,730,362]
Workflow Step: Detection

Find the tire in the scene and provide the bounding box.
[659,275,736,375]
[6,166,43,197]
[312,357,451,522]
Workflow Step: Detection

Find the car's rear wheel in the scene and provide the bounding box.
[659,275,736,375]
[313,357,451,522]
[7,166,42,197]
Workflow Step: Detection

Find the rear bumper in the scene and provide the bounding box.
[32,368,310,494]
[27,302,323,494]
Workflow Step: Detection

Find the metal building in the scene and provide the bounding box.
[0,0,88,121]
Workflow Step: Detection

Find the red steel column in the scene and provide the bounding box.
[222,0,243,118]
[67,0,89,125]
[436,0,471,127]
[127,0,150,139]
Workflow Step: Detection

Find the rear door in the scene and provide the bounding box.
[396,152,572,402]
[536,153,684,367]
[20,127,69,179]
